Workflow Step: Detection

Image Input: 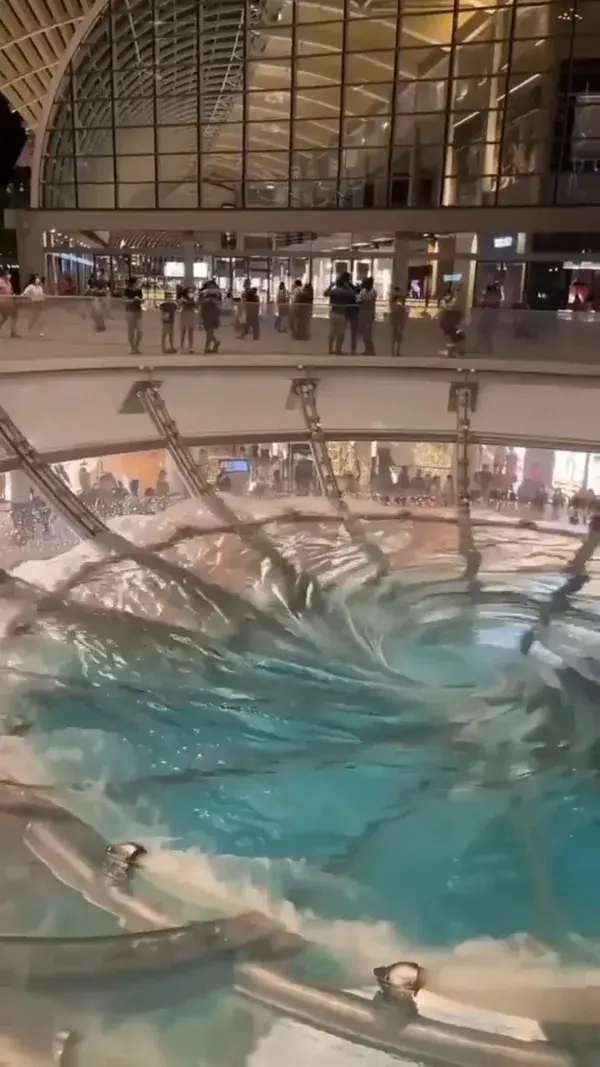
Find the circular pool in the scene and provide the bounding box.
[3,499,600,1063]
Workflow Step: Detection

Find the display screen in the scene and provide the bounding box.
[220,459,251,473]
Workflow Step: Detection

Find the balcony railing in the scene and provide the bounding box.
[1,295,599,365]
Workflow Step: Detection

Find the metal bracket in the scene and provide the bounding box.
[53,1029,81,1066]
[291,375,389,580]
[104,841,147,885]
[119,379,163,415]
[134,379,317,613]
[447,380,479,413]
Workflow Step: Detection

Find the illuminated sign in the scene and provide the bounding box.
[493,236,514,249]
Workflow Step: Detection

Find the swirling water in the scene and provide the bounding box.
[3,498,600,1061]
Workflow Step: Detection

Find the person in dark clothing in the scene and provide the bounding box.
[241,287,260,339]
[199,285,221,353]
[179,286,197,352]
[326,272,356,354]
[159,292,178,353]
[123,276,143,353]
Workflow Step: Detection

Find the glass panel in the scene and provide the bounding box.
[45,128,75,155]
[75,128,113,154]
[292,148,338,179]
[262,20,292,57]
[400,11,452,47]
[245,180,289,206]
[290,176,337,205]
[342,114,391,147]
[295,20,342,53]
[116,155,157,182]
[41,182,77,208]
[77,183,116,208]
[247,59,291,89]
[246,121,290,151]
[295,88,341,119]
[396,79,447,114]
[245,152,289,179]
[76,156,113,182]
[159,182,198,208]
[295,54,342,86]
[157,154,196,182]
[347,19,396,52]
[345,52,395,84]
[212,122,243,151]
[157,97,198,124]
[246,90,291,121]
[292,118,339,148]
[115,127,155,154]
[116,182,156,208]
[114,98,154,125]
[296,0,343,24]
[202,153,243,180]
[345,84,393,116]
[156,126,197,153]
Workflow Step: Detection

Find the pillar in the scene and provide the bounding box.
[392,233,410,293]
[182,240,195,286]
[5,471,31,504]
[15,211,46,285]
[165,454,188,496]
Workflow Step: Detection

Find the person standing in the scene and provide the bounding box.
[240,287,260,339]
[389,288,408,356]
[0,269,17,337]
[159,290,178,353]
[199,283,221,353]
[22,274,45,336]
[275,282,289,332]
[357,276,377,355]
[179,286,197,353]
[123,276,143,354]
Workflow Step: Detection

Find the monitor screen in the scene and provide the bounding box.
[220,459,251,473]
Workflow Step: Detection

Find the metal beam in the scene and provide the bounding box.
[131,379,318,614]
[290,376,389,580]
[21,204,600,237]
[520,514,600,655]
[0,400,261,615]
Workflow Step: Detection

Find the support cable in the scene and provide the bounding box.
[520,512,600,654]
[292,377,389,580]
[135,380,318,613]
[453,382,482,582]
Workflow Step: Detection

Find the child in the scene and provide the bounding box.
[159,292,178,353]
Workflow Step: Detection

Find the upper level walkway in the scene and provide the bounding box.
[1,297,599,367]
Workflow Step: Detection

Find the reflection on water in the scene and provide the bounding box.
[2,498,600,1062]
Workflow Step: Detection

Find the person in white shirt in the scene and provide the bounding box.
[21,274,45,336]
[357,276,377,355]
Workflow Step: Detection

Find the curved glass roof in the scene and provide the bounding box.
[4,1,599,214]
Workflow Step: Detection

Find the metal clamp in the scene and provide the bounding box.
[53,1029,81,1066]
[104,841,147,885]
[373,960,424,1004]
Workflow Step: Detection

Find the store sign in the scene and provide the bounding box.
[493,236,514,249]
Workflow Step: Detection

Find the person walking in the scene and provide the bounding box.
[240,287,260,339]
[123,276,143,354]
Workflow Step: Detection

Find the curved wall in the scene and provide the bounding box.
[0,359,598,468]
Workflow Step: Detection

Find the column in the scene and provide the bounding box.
[182,240,195,286]
[453,233,478,315]
[164,454,187,496]
[392,233,410,293]
[15,211,46,284]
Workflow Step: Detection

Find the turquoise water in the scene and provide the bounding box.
[7,554,600,952]
[4,517,600,1062]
